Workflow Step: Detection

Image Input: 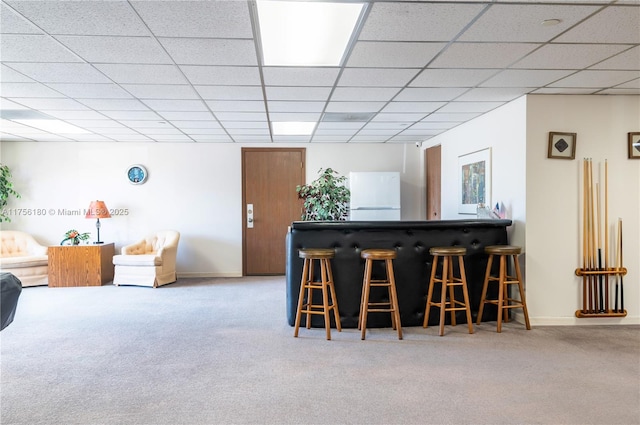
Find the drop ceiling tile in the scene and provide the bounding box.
[226,128,271,136]
[0,65,36,82]
[548,70,640,88]
[159,38,257,66]
[314,129,359,137]
[190,135,233,142]
[7,63,112,83]
[599,88,640,94]
[331,87,401,102]
[338,68,420,87]
[206,100,266,112]
[95,64,188,85]
[349,136,391,143]
[159,111,214,121]
[0,134,37,142]
[6,1,149,36]
[356,129,403,136]
[265,87,332,101]
[359,3,485,41]
[421,112,483,122]
[183,128,227,135]
[459,4,600,42]
[410,69,498,87]
[311,136,353,143]
[1,82,66,98]
[381,102,445,113]
[0,99,30,110]
[232,136,272,143]
[591,46,640,71]
[148,134,193,142]
[181,66,261,85]
[93,127,145,136]
[1,35,82,62]
[121,84,200,100]
[480,69,574,87]
[79,99,150,111]
[531,87,598,94]
[325,102,385,113]
[263,67,340,86]
[1,3,42,34]
[40,110,109,120]
[267,101,325,113]
[555,5,640,43]
[411,121,459,130]
[455,87,529,101]
[131,1,252,38]
[170,121,222,130]
[315,122,363,130]
[397,129,442,137]
[144,99,208,112]
[18,134,76,142]
[346,41,446,68]
[118,121,174,129]
[195,86,264,100]
[124,127,182,135]
[221,122,268,130]
[513,44,629,69]
[56,36,172,64]
[614,78,640,89]
[46,83,133,99]
[101,110,162,120]
[269,113,321,122]
[371,113,427,122]
[65,120,127,129]
[438,101,505,113]
[431,43,539,68]
[113,135,154,142]
[360,122,413,130]
[394,87,468,101]
[9,98,89,110]
[70,134,115,142]
[215,112,267,121]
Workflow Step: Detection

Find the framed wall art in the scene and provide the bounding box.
[458,148,491,214]
[548,132,576,159]
[628,132,640,159]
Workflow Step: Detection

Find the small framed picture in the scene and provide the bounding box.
[628,132,640,159]
[548,132,576,160]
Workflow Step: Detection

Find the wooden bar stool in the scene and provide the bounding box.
[423,246,473,336]
[294,248,341,340]
[477,245,531,333]
[359,249,402,340]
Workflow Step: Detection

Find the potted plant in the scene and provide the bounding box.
[0,164,20,223]
[296,167,350,221]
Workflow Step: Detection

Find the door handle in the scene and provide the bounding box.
[247,204,254,228]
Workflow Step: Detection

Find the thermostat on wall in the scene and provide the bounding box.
[127,164,148,185]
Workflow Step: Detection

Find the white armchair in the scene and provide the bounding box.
[0,230,49,287]
[112,230,180,288]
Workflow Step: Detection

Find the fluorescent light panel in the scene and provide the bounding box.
[14,119,90,134]
[272,121,316,135]
[257,0,364,66]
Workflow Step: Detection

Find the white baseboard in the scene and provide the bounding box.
[513,312,640,326]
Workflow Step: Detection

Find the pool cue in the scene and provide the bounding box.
[596,182,604,312]
[581,159,588,313]
[619,219,624,312]
[588,159,597,313]
[604,160,609,312]
[614,219,621,313]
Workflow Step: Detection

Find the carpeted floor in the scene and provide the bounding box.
[1,276,638,425]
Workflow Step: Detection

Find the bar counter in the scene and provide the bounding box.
[285,219,512,328]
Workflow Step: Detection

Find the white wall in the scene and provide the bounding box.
[424,94,639,325]
[0,141,421,277]
[526,95,639,325]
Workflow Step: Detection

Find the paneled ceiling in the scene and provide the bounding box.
[1,0,639,144]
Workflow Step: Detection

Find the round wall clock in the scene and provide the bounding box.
[127,164,148,185]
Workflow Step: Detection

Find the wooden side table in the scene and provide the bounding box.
[48,243,115,287]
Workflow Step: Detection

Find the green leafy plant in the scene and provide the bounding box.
[0,164,21,223]
[61,230,91,246]
[296,167,350,221]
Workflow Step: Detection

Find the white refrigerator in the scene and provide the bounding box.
[349,172,401,221]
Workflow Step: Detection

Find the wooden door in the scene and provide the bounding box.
[242,148,305,275]
[425,145,441,220]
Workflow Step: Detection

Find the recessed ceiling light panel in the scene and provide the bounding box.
[272,121,316,135]
[257,0,365,66]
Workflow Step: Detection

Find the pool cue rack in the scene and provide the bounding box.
[575,159,627,318]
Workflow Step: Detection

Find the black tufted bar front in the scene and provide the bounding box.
[286,219,512,328]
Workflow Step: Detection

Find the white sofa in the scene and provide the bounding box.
[112,230,180,288]
[0,230,49,287]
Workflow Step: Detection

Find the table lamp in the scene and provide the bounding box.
[85,200,111,244]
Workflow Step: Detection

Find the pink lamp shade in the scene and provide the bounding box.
[86,200,111,243]
[85,200,111,219]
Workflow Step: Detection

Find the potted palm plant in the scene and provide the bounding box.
[296,167,350,221]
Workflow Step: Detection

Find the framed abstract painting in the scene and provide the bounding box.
[458,148,491,214]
